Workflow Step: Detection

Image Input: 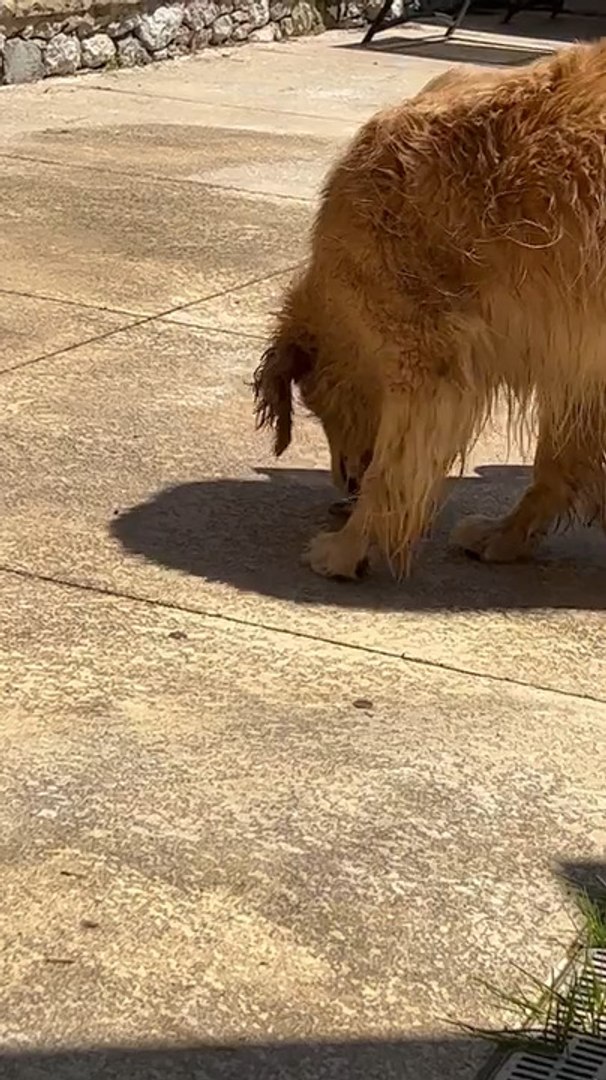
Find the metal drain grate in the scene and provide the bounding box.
[490,950,606,1080]
[495,1036,606,1079]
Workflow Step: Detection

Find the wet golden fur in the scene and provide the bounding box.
[254,42,606,579]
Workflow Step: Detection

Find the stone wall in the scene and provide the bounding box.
[0,0,329,85]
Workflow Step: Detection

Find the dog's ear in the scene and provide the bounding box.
[253,343,312,457]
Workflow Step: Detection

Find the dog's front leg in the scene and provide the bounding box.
[303,395,415,580]
[305,501,371,580]
[305,374,479,580]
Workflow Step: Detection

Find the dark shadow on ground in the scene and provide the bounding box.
[351,28,550,66]
[339,10,606,67]
[0,1036,499,1080]
[557,861,606,903]
[111,464,606,612]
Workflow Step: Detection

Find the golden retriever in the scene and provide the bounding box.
[254,42,606,579]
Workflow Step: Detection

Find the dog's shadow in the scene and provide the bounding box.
[111,464,606,612]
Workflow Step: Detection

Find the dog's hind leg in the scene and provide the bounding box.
[451,400,606,562]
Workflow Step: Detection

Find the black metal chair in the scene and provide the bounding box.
[360,0,568,45]
[361,0,474,46]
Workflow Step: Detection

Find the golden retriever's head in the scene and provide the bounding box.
[253,337,377,495]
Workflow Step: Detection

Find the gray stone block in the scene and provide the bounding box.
[183,0,219,29]
[4,38,44,84]
[211,13,233,40]
[117,35,151,66]
[81,32,116,68]
[44,32,81,76]
[137,5,184,51]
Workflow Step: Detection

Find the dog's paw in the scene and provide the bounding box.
[450,515,531,563]
[303,530,368,581]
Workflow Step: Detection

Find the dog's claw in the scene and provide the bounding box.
[328,497,356,522]
[331,559,368,584]
[463,547,482,562]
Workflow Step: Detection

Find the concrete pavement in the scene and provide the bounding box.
[0,24,605,1080]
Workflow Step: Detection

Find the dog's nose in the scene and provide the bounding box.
[347,476,359,496]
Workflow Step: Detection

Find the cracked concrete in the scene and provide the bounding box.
[1,20,606,1080]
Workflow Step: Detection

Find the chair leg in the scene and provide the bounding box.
[444,0,472,38]
[502,1,523,24]
[361,0,395,44]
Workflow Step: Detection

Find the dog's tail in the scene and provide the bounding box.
[253,333,315,457]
